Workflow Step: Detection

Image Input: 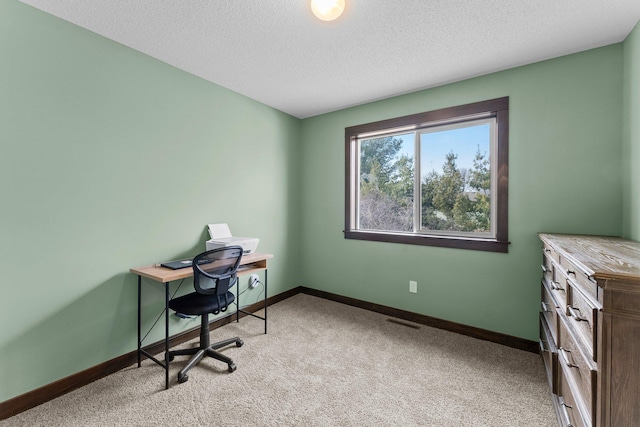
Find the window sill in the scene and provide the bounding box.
[344,230,509,253]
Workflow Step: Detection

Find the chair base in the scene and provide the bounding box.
[167,314,243,383]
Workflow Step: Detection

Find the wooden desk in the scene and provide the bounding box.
[130,252,273,389]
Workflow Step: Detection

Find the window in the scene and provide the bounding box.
[345,97,509,252]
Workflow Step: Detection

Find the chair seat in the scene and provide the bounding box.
[168,291,235,316]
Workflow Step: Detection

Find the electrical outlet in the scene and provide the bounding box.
[409,280,417,293]
[249,274,260,289]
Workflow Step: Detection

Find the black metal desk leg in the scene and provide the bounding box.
[264,269,268,334]
[137,275,142,367]
[164,283,169,389]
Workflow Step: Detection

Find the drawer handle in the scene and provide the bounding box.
[567,306,587,322]
[544,248,551,253]
[539,339,549,353]
[541,264,550,273]
[567,270,576,276]
[551,281,565,291]
[559,347,579,369]
[558,397,574,427]
[541,301,552,313]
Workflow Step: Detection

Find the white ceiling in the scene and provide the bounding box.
[19,0,640,119]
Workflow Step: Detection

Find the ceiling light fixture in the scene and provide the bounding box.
[310,0,345,22]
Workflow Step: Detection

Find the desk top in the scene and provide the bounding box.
[131,252,273,283]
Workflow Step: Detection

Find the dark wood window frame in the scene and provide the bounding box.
[344,97,509,253]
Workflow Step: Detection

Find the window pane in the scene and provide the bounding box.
[358,133,414,232]
[420,122,492,234]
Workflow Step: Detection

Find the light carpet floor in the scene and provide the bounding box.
[1,294,556,426]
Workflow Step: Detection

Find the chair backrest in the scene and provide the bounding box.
[192,246,243,296]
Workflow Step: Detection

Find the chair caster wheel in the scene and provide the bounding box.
[167,353,174,362]
[228,363,237,373]
[178,373,188,383]
[236,339,244,347]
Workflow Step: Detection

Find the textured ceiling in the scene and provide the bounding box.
[19,0,640,118]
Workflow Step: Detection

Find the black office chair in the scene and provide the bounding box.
[167,246,244,383]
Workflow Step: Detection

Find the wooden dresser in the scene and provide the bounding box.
[538,234,640,427]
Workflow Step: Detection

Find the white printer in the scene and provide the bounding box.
[205,223,259,254]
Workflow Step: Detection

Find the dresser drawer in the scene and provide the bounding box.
[543,242,561,265]
[541,281,559,343]
[558,316,596,425]
[559,256,598,301]
[542,252,555,284]
[549,275,568,308]
[540,314,558,395]
[566,284,598,361]
[558,368,589,427]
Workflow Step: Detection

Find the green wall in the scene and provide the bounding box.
[0,0,301,401]
[299,45,624,341]
[623,21,640,240]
